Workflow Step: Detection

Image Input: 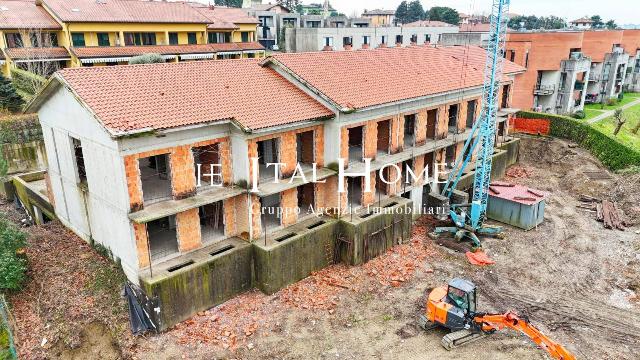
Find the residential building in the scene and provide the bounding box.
[0,0,264,77]
[284,25,459,52]
[506,31,591,114]
[28,45,524,331]
[0,0,69,77]
[570,17,594,30]
[582,30,630,103]
[361,9,396,27]
[622,29,640,92]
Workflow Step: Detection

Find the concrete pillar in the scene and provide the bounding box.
[426,192,449,220]
[118,31,125,46]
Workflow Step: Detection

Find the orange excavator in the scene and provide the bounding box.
[418,278,576,360]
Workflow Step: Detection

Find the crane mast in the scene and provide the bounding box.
[437,0,511,245]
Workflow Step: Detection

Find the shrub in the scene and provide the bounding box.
[0,217,27,291]
[0,73,24,113]
[9,68,46,97]
[517,111,640,171]
[618,92,624,101]
[606,98,618,106]
[571,110,586,119]
[128,53,165,65]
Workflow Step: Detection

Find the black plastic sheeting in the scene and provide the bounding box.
[124,282,158,335]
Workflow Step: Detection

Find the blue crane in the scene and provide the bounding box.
[435,0,511,248]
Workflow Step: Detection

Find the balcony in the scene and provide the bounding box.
[533,84,555,96]
[588,72,601,82]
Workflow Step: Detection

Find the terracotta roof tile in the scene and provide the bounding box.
[268,45,525,110]
[0,0,62,29]
[56,59,333,134]
[41,0,209,23]
[404,20,455,28]
[70,42,263,58]
[191,5,259,29]
[4,46,70,59]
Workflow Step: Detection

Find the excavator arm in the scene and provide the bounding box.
[475,311,576,360]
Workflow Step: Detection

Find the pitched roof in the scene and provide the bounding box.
[70,42,264,58]
[4,46,70,60]
[459,23,491,32]
[191,5,259,29]
[404,20,455,28]
[0,0,62,29]
[362,9,395,16]
[41,0,209,23]
[266,45,525,110]
[571,17,594,23]
[47,59,332,135]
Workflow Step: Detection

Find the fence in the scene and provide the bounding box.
[0,295,18,360]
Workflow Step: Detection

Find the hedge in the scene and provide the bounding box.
[0,113,42,144]
[9,68,46,97]
[517,110,640,171]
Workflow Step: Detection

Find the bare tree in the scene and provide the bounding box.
[612,109,626,137]
[12,29,63,95]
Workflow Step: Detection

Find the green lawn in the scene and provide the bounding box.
[584,108,606,120]
[591,100,640,150]
[584,94,639,111]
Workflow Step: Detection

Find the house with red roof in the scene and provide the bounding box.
[0,0,264,78]
[27,45,525,330]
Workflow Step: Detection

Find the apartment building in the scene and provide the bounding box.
[507,31,591,114]
[361,9,396,27]
[506,30,640,114]
[0,0,264,77]
[622,29,640,92]
[29,45,524,330]
[284,25,459,52]
[582,30,630,103]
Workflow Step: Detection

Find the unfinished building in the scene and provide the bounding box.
[29,45,524,331]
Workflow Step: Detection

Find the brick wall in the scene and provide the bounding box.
[176,208,202,252]
[248,124,324,179]
[124,137,231,212]
[280,188,298,226]
[133,222,150,268]
[361,171,376,206]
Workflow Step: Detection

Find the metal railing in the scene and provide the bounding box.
[533,84,555,95]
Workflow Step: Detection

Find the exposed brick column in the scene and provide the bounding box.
[340,127,349,163]
[247,140,258,182]
[250,194,262,240]
[133,222,150,268]
[458,101,468,133]
[176,208,201,252]
[170,145,196,199]
[413,155,425,186]
[313,126,325,167]
[361,171,376,206]
[397,115,406,152]
[436,105,448,139]
[124,155,143,211]
[387,163,401,195]
[415,110,427,146]
[218,140,233,185]
[364,121,378,159]
[390,115,401,154]
[280,188,298,226]
[280,132,297,177]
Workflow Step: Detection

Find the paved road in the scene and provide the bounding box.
[587,97,640,124]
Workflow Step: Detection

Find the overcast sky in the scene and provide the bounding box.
[327,0,638,25]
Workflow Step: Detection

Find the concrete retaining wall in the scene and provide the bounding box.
[141,238,253,331]
[1,140,47,175]
[254,217,338,294]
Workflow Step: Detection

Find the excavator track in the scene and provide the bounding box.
[441,330,487,350]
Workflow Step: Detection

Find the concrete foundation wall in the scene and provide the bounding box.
[140,238,253,331]
[254,217,338,294]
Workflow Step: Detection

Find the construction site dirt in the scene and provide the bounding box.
[6,136,640,359]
